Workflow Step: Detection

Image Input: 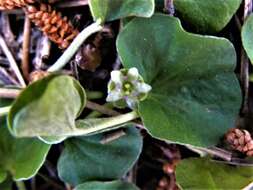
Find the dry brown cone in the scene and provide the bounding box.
[25,3,79,49]
[0,0,35,10]
[225,128,253,156]
[29,70,49,82]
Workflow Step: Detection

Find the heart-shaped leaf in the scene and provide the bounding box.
[174,0,241,33]
[75,180,139,190]
[242,14,253,64]
[88,0,154,22]
[0,117,50,181]
[176,157,253,189]
[8,75,86,142]
[117,14,241,147]
[57,126,142,186]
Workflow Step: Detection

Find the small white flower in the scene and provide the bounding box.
[111,70,123,84]
[106,67,152,109]
[136,83,152,93]
[127,67,139,80]
[125,97,138,109]
[106,90,122,102]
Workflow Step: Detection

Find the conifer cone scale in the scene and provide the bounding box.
[26,3,79,49]
[225,128,253,156]
[0,0,35,10]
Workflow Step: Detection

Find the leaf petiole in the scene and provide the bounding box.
[74,110,140,136]
[0,106,11,117]
[15,181,27,190]
[47,20,103,72]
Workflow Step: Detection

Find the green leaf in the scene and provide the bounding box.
[38,136,67,145]
[117,14,241,147]
[75,180,139,190]
[176,157,253,189]
[57,126,142,186]
[88,0,155,22]
[0,168,6,183]
[242,14,253,64]
[8,75,86,142]
[174,0,241,33]
[0,118,50,180]
[74,111,139,136]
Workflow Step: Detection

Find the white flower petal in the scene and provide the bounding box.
[111,70,123,84]
[127,67,139,80]
[136,82,152,93]
[126,97,138,109]
[106,90,122,102]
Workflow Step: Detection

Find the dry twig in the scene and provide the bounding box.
[21,15,31,81]
[0,35,26,87]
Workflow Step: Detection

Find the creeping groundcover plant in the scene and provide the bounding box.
[2,0,253,189]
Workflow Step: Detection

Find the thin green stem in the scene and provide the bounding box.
[0,106,11,117]
[47,21,103,72]
[74,110,139,136]
[86,91,104,99]
[16,181,27,190]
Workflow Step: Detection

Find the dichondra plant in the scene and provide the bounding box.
[1,0,253,190]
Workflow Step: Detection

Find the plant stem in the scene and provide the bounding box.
[0,35,26,87]
[21,15,31,81]
[100,129,126,144]
[86,102,113,118]
[75,110,139,136]
[0,88,20,98]
[86,100,120,116]
[0,106,11,117]
[56,0,88,8]
[86,91,104,99]
[47,21,103,72]
[16,181,27,190]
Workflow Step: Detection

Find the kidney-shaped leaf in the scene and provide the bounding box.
[174,0,241,33]
[242,14,253,65]
[117,14,241,147]
[8,75,86,140]
[0,117,50,181]
[57,127,142,186]
[88,0,154,22]
[75,180,139,190]
[176,157,253,189]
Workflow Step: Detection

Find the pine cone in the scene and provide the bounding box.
[25,3,79,49]
[0,0,35,10]
[225,128,253,156]
[29,70,49,82]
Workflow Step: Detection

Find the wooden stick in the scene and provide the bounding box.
[0,35,26,87]
[0,88,20,98]
[240,0,252,115]
[21,15,31,81]
[56,0,88,8]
